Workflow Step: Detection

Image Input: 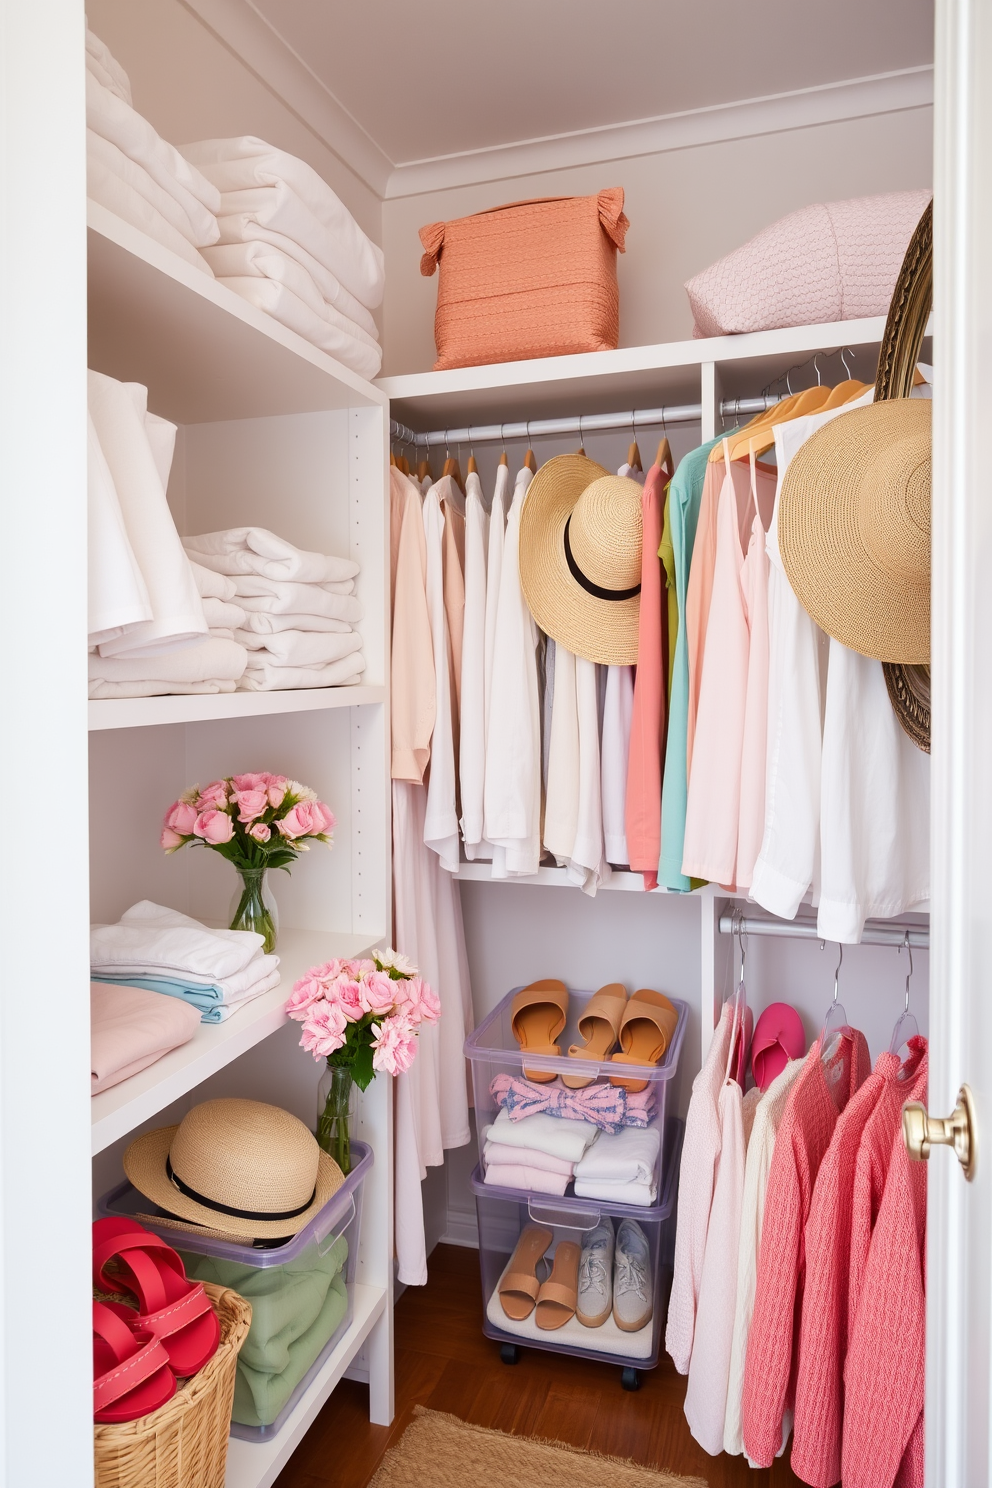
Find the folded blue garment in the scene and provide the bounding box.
[92,974,226,1021]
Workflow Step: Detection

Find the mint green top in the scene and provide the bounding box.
[659,435,727,891]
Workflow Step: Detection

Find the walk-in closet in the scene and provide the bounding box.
[4,1,991,1485]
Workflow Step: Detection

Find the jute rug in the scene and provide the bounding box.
[368,1407,708,1487]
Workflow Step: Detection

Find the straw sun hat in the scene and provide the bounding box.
[519,454,643,666]
[778,397,931,665]
[123,1098,344,1242]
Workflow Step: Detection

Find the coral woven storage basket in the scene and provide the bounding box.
[419,189,629,370]
[94,1282,251,1488]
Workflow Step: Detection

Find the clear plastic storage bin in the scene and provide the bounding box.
[465,985,687,1202]
[98,1140,372,1441]
[472,1119,682,1386]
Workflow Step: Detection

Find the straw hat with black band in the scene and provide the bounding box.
[518,454,643,666]
[124,1097,343,1242]
[778,198,933,751]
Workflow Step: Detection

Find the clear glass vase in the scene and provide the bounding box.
[316,1063,355,1174]
[228,867,279,953]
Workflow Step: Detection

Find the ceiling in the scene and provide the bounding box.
[250,0,934,167]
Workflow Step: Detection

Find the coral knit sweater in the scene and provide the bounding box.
[741,1029,870,1468]
[790,1037,927,1486]
[842,1090,928,1488]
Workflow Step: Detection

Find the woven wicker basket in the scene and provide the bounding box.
[94,1283,252,1488]
[419,189,629,370]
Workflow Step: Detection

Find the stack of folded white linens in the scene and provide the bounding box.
[572,1125,661,1207]
[481,1110,600,1197]
[184,526,365,690]
[87,370,248,698]
[181,136,384,380]
[86,26,219,274]
[91,902,281,1024]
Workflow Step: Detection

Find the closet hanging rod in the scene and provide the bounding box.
[389,395,786,450]
[717,911,930,950]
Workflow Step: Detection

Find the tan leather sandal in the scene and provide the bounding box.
[534,1241,582,1331]
[510,979,569,1083]
[609,989,678,1093]
[498,1224,553,1321]
[562,983,627,1089]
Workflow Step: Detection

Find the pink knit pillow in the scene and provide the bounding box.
[685,190,932,338]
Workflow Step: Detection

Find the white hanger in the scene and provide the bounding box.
[818,941,851,1064]
[889,931,921,1060]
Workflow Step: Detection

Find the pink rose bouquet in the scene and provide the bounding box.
[160,773,334,952]
[289,947,440,1170]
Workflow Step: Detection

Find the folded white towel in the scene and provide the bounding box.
[573,1124,661,1186]
[88,635,247,684]
[237,654,365,691]
[86,26,132,105]
[182,137,384,309]
[235,629,362,668]
[201,220,380,332]
[486,1108,600,1164]
[88,678,238,698]
[199,240,379,340]
[88,130,218,248]
[88,373,208,656]
[88,162,214,274]
[183,527,358,585]
[240,610,352,635]
[217,276,382,380]
[572,1177,658,1207]
[232,578,362,621]
[92,901,264,981]
[189,562,237,602]
[202,597,247,629]
[87,73,220,220]
[236,574,356,598]
[87,412,151,646]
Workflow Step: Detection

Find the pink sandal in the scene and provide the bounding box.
[93,1301,176,1423]
[93,1218,220,1377]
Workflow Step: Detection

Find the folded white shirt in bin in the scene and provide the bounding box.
[573,1124,661,1186]
[486,1108,599,1164]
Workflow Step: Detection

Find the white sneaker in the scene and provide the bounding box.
[613,1219,653,1332]
[576,1219,614,1327]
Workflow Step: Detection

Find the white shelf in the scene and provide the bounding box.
[88,683,386,731]
[88,201,386,424]
[223,1282,387,1488]
[455,862,670,892]
[376,316,896,426]
[91,927,383,1153]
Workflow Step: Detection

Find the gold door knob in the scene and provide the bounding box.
[903,1083,976,1181]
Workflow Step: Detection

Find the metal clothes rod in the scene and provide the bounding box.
[389,395,786,450]
[718,911,930,950]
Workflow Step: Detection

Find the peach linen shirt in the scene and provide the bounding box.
[626,461,669,888]
[389,467,435,783]
[684,458,723,768]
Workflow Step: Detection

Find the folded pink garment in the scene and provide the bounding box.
[483,1139,575,1177]
[482,1163,570,1196]
[91,981,201,1094]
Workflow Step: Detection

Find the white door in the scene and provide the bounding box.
[927,1,992,1481]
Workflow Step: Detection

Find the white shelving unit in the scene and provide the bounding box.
[86,201,395,1475]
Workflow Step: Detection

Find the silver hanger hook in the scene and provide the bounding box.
[814,353,822,387]
[834,943,844,1002]
[577,413,583,447]
[736,909,748,986]
[444,428,450,459]
[841,346,854,378]
[526,418,532,447]
[900,930,914,1011]
[786,368,794,396]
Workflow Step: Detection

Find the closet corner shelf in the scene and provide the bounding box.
[90,927,384,1154]
[87,201,387,423]
[223,1281,387,1488]
[455,862,669,893]
[376,316,896,427]
[88,684,386,731]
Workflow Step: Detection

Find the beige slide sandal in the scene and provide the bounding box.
[562,983,627,1089]
[498,1224,553,1321]
[535,1241,582,1331]
[510,979,569,1083]
[610,989,678,1093]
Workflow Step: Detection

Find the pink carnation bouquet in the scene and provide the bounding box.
[160,773,334,952]
[289,948,440,1170]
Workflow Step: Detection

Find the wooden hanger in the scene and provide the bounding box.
[524,449,538,472]
[499,450,508,467]
[655,436,673,474]
[467,453,478,475]
[627,438,643,472]
[442,455,465,491]
[399,454,411,475]
[820,379,870,410]
[389,451,397,467]
[417,458,432,482]
[710,391,804,464]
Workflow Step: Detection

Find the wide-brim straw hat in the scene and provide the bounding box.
[124,1097,344,1242]
[519,454,642,665]
[778,398,931,663]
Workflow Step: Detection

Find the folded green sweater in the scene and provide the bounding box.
[181,1232,349,1427]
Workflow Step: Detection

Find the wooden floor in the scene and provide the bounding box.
[274,1243,805,1488]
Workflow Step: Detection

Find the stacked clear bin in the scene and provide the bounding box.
[98,1140,372,1439]
[465,986,686,1387]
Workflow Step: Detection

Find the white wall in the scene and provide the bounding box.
[381,106,933,374]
